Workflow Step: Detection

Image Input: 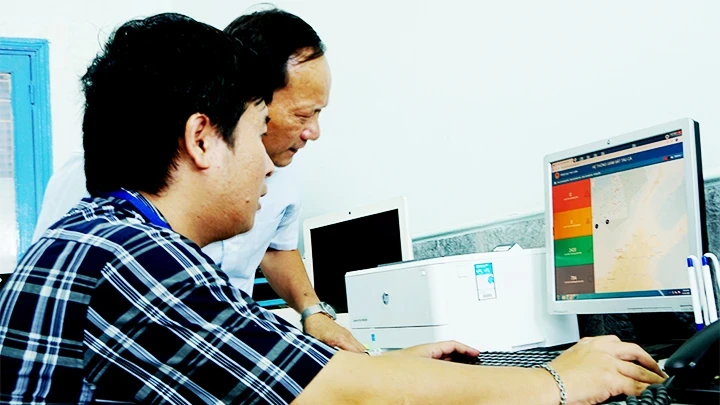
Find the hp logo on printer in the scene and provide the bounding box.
[382,292,390,306]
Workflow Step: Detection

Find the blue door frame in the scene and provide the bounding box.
[0,38,52,258]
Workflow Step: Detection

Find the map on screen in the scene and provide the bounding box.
[550,130,691,301]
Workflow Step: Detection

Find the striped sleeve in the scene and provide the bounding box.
[83,227,335,404]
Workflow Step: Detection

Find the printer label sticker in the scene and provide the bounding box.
[474,263,497,300]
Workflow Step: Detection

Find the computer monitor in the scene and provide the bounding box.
[303,196,414,313]
[544,118,707,315]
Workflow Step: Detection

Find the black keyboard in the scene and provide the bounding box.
[454,350,563,367]
[452,341,682,368]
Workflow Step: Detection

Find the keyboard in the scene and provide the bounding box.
[454,350,563,367]
[453,341,681,368]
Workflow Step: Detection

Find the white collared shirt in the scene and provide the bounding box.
[32,152,301,295]
[203,166,301,294]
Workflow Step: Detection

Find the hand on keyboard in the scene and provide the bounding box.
[548,335,666,405]
[445,336,667,404]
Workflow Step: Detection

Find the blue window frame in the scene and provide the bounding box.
[0,38,52,262]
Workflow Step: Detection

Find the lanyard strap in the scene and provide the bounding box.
[103,189,171,230]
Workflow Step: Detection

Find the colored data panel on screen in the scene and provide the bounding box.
[553,207,593,241]
[554,236,594,268]
[555,264,595,295]
[552,179,591,214]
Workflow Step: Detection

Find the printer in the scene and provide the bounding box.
[345,248,579,352]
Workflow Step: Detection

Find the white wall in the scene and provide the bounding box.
[6,0,719,242]
[1,0,172,171]
[180,0,720,240]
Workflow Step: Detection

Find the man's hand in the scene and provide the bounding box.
[384,340,480,360]
[548,335,666,405]
[302,313,366,352]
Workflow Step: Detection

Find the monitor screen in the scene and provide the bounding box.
[549,129,693,302]
[309,209,404,313]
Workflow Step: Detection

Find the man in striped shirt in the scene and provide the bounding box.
[0,13,336,404]
[0,12,666,405]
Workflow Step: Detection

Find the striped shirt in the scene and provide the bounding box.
[0,193,335,404]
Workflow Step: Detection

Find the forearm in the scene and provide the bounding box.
[261,249,319,313]
[295,351,560,405]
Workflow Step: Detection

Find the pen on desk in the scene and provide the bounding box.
[701,256,718,324]
[687,256,704,330]
[704,253,720,294]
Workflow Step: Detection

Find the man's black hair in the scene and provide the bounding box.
[82,12,277,195]
[224,8,325,89]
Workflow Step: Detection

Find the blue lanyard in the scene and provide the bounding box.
[103,189,171,230]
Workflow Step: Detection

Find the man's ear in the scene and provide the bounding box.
[183,113,221,170]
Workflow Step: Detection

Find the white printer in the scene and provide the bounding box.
[345,248,579,352]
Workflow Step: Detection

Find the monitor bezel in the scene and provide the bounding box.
[544,118,704,315]
[302,196,414,292]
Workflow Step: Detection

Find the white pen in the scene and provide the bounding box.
[701,256,718,323]
[687,256,705,330]
[691,254,711,325]
[704,253,720,294]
